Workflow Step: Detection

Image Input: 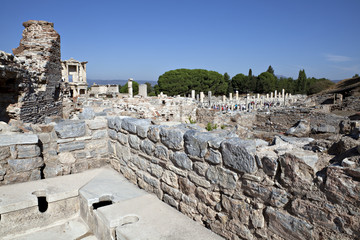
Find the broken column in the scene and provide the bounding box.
[208,91,212,105]
[200,92,204,103]
[229,93,232,101]
[128,78,133,98]
[235,91,239,101]
[139,84,147,97]
[191,90,195,99]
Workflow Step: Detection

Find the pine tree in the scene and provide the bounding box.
[266,65,274,75]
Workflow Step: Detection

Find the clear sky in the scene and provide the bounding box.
[1,0,359,81]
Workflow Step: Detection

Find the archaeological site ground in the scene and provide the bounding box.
[0,20,359,240]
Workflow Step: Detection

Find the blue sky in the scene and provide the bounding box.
[1,0,359,81]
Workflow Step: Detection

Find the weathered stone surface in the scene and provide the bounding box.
[291,198,337,231]
[149,163,163,178]
[116,132,127,145]
[128,134,140,150]
[115,142,131,164]
[261,156,278,177]
[0,134,38,146]
[0,146,10,160]
[205,166,238,189]
[324,166,360,205]
[286,119,311,137]
[179,177,196,196]
[92,129,107,139]
[278,153,314,194]
[184,130,212,158]
[265,206,314,240]
[228,220,254,240]
[135,119,151,138]
[160,127,184,150]
[57,141,85,152]
[171,152,192,170]
[54,121,86,139]
[8,157,43,172]
[140,139,154,156]
[161,182,182,200]
[121,118,137,133]
[163,194,179,209]
[108,129,117,140]
[154,145,168,160]
[195,187,220,207]
[17,145,40,158]
[79,107,95,120]
[193,161,208,176]
[87,118,107,130]
[205,148,221,164]
[58,152,76,164]
[189,172,211,188]
[148,125,163,143]
[161,170,179,188]
[250,209,265,228]
[312,124,336,133]
[221,138,257,174]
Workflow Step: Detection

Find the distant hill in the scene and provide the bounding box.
[87,79,157,86]
[322,76,360,96]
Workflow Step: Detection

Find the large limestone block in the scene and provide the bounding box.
[79,107,95,120]
[0,134,38,147]
[221,138,257,174]
[184,130,212,158]
[171,152,192,170]
[58,141,85,152]
[160,127,185,150]
[8,157,43,172]
[54,121,86,139]
[16,145,40,158]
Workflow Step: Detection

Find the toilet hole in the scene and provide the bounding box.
[92,195,113,210]
[32,190,48,213]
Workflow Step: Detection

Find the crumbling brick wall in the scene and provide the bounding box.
[4,20,64,123]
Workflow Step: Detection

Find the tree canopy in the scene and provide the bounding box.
[156,66,336,96]
[157,69,227,96]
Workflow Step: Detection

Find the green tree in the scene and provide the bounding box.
[256,72,277,93]
[120,81,139,95]
[353,73,359,78]
[224,72,233,94]
[267,65,275,75]
[145,82,153,94]
[232,73,249,93]
[158,69,227,96]
[296,69,307,94]
[248,68,252,78]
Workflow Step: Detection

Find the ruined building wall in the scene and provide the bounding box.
[9,20,63,123]
[0,115,359,239]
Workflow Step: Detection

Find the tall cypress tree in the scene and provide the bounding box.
[296,69,307,94]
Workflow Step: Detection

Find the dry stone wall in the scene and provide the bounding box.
[0,113,359,240]
[107,116,360,240]
[0,116,109,185]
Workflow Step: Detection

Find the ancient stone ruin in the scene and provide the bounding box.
[0,20,63,123]
[0,20,359,240]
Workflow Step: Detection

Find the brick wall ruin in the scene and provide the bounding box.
[0,20,63,123]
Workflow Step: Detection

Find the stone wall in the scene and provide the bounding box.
[107,116,360,240]
[0,114,359,239]
[0,116,109,185]
[0,20,64,123]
